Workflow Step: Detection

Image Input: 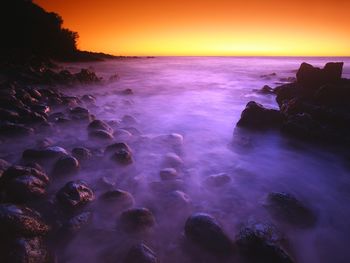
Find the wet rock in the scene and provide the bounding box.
[81,94,96,104]
[1,165,49,202]
[118,208,156,233]
[88,119,113,134]
[99,189,135,210]
[60,211,93,236]
[159,168,178,180]
[204,173,231,188]
[266,192,316,228]
[75,69,101,84]
[124,243,158,263]
[69,106,92,122]
[275,83,300,107]
[56,181,94,210]
[0,123,34,137]
[122,115,138,125]
[297,62,343,89]
[184,213,233,256]
[237,101,283,129]
[30,104,50,115]
[236,222,294,263]
[257,85,274,94]
[282,113,324,140]
[162,153,183,168]
[52,156,80,176]
[0,204,50,236]
[109,145,133,165]
[89,129,114,141]
[22,146,68,161]
[72,147,92,161]
[1,236,51,263]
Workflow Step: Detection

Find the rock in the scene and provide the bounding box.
[204,173,231,187]
[69,107,92,122]
[0,123,34,137]
[257,85,274,94]
[99,189,135,210]
[88,119,113,134]
[52,156,80,176]
[159,168,178,180]
[275,83,300,107]
[56,181,94,210]
[0,204,49,237]
[89,129,114,141]
[153,133,184,147]
[122,115,138,125]
[121,88,133,95]
[0,108,20,122]
[266,192,316,228]
[72,147,92,161]
[296,62,343,89]
[81,94,96,104]
[22,146,68,161]
[281,113,324,140]
[60,211,92,236]
[236,222,294,263]
[124,243,158,263]
[75,69,101,84]
[184,213,233,256]
[0,159,10,178]
[118,208,156,233]
[237,101,283,129]
[1,166,49,202]
[149,179,185,194]
[106,143,133,165]
[0,237,51,263]
[162,190,191,213]
[162,153,183,168]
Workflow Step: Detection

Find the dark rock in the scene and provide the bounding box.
[81,94,96,104]
[1,237,51,263]
[52,156,80,176]
[0,123,34,137]
[75,69,101,84]
[124,243,158,263]
[122,88,133,95]
[118,208,155,233]
[22,146,68,161]
[0,204,49,237]
[0,159,10,177]
[274,83,300,107]
[184,213,233,256]
[204,173,231,187]
[69,107,92,122]
[1,165,49,202]
[0,108,20,122]
[106,142,133,165]
[257,85,274,94]
[105,142,132,155]
[266,192,316,228]
[282,113,324,140]
[236,222,294,263]
[72,147,92,161]
[122,115,138,125]
[159,168,178,180]
[89,129,114,141]
[60,211,92,236]
[237,101,283,129]
[56,181,94,210]
[99,189,135,210]
[296,62,343,89]
[88,119,113,134]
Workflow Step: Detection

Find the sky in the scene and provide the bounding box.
[35,0,350,56]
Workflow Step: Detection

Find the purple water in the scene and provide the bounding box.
[13,57,350,262]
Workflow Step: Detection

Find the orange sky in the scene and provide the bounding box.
[34,0,350,56]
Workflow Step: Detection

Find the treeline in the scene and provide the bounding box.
[0,0,114,63]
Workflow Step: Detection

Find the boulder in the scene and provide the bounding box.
[236,222,294,263]
[89,129,114,141]
[237,101,283,129]
[0,123,34,137]
[266,192,316,228]
[184,213,233,256]
[69,107,92,122]
[99,189,135,211]
[22,146,68,161]
[52,156,80,176]
[159,168,178,180]
[124,243,158,263]
[59,211,92,237]
[72,147,92,161]
[118,208,156,233]
[0,204,49,237]
[106,143,133,165]
[56,181,94,211]
[88,119,113,134]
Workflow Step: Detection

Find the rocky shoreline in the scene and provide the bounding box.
[237,62,350,147]
[0,60,338,263]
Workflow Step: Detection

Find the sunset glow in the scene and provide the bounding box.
[34,0,350,56]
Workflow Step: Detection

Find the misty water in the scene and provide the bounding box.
[5,57,350,263]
